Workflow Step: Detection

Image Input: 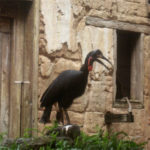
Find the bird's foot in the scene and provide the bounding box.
[39,118,51,124]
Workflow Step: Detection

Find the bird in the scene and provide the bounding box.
[40,49,113,125]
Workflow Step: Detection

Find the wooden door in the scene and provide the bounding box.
[0,16,24,137]
[0,18,11,134]
[0,1,40,137]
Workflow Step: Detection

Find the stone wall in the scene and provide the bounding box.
[38,0,150,147]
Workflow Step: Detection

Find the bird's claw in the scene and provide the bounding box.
[39,118,51,124]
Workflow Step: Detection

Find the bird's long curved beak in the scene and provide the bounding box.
[101,56,113,67]
[95,56,113,70]
[95,59,110,70]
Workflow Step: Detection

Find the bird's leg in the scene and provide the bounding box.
[57,104,64,125]
[40,106,52,124]
[64,109,70,125]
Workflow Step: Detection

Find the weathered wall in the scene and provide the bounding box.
[38,0,150,148]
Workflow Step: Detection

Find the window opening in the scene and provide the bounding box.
[116,30,141,101]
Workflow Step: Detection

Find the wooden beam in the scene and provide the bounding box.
[86,16,150,34]
[0,0,32,1]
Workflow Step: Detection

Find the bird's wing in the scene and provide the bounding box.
[40,70,83,106]
[40,76,63,106]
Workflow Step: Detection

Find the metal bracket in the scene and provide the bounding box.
[105,97,134,124]
[14,81,30,84]
[105,111,134,124]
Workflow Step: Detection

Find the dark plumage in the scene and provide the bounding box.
[40,49,112,124]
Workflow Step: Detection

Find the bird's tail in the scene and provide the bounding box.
[40,106,52,124]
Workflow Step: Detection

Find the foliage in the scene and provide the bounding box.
[73,130,146,150]
[0,123,146,150]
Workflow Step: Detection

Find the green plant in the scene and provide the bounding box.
[0,123,146,150]
[23,128,39,138]
[41,121,59,136]
[0,132,7,145]
[72,130,145,150]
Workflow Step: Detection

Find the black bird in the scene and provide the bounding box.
[40,49,112,124]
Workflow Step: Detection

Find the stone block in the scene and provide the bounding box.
[68,111,84,125]
[83,0,114,12]
[144,36,150,58]
[86,80,113,112]
[117,1,148,17]
[111,109,145,137]
[84,112,104,133]
[68,94,88,113]
[117,14,150,25]
[54,58,80,74]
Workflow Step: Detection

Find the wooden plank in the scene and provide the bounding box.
[0,34,2,131]
[9,7,24,138]
[21,0,40,136]
[86,16,150,34]
[20,5,32,135]
[130,33,144,102]
[113,100,144,109]
[113,30,117,102]
[0,32,10,134]
[139,33,144,101]
[0,0,32,1]
[31,0,40,136]
[130,35,139,100]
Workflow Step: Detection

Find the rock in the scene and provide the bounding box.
[117,1,148,17]
[46,124,81,140]
[2,127,77,150]
[1,138,14,147]
[72,5,83,16]
[82,0,113,11]
[144,36,150,58]
[39,55,53,77]
[54,58,80,74]
[117,14,150,26]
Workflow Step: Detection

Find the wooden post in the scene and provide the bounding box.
[21,0,40,136]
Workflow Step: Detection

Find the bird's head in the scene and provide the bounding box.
[85,49,113,71]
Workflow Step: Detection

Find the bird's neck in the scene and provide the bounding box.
[80,64,90,75]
